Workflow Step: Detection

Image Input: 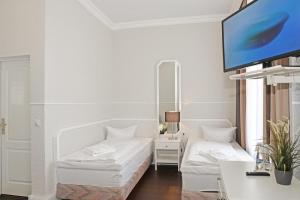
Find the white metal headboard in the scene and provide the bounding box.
[54,120,110,160]
[180,118,234,139]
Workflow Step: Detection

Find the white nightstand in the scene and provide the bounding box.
[154,139,183,171]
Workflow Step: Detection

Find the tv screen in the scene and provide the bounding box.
[222,0,300,72]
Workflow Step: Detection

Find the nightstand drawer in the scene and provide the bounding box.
[155,139,182,171]
[156,142,179,150]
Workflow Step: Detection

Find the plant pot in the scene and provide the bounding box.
[274,169,293,185]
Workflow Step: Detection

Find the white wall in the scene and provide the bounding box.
[112,23,236,123]
[0,0,45,197]
[230,0,244,13]
[42,0,113,198]
[0,1,236,198]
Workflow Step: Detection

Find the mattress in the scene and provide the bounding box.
[56,138,153,187]
[181,138,253,175]
[181,138,253,192]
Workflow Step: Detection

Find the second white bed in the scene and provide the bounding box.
[181,138,253,192]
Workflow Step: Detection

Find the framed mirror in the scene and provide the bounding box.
[156,60,181,138]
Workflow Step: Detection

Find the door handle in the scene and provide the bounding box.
[0,118,7,135]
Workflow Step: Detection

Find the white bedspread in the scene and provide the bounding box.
[185,140,243,166]
[57,138,153,187]
[62,138,147,165]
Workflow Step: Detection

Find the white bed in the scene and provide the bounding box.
[56,138,153,200]
[181,138,253,192]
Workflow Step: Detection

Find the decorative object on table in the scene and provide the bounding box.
[255,143,272,171]
[262,143,272,171]
[159,123,167,135]
[255,143,264,170]
[165,111,180,140]
[265,118,300,185]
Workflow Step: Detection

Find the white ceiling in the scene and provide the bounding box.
[91,0,234,24]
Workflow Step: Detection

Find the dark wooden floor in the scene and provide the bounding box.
[127,165,182,200]
[1,165,181,200]
[0,195,27,200]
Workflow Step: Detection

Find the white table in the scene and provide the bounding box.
[220,161,300,200]
[154,138,182,171]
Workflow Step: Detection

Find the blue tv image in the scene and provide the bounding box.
[223,0,300,71]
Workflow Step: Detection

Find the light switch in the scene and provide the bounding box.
[34,119,41,127]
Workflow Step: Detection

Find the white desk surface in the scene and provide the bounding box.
[220,161,300,200]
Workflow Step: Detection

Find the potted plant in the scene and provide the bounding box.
[266,119,300,185]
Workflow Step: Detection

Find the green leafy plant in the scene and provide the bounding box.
[266,119,300,172]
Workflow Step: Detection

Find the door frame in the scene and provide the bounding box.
[0,55,31,196]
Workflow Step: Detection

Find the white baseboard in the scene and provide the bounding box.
[28,194,57,200]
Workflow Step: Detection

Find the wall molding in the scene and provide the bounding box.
[0,55,30,62]
[56,118,233,135]
[76,0,114,29]
[30,101,234,106]
[181,118,233,127]
[76,0,228,30]
[112,101,155,104]
[56,118,232,133]
[112,101,234,104]
[57,118,157,138]
[182,101,235,105]
[113,15,228,30]
[113,118,156,121]
[57,119,111,137]
[30,102,109,105]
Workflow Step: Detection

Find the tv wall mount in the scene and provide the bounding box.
[229,65,300,86]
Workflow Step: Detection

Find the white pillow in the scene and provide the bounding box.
[201,126,236,143]
[106,125,137,140]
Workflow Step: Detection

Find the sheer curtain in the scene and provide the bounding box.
[236,69,246,149]
[264,59,290,144]
[290,84,300,179]
[246,65,264,157]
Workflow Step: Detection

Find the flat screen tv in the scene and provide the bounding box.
[222,0,300,72]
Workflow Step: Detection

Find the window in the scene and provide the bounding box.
[246,65,264,157]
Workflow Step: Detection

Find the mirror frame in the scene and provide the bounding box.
[156,60,182,137]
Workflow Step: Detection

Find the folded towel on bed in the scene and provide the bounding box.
[84,144,116,157]
[185,153,219,166]
[198,151,218,162]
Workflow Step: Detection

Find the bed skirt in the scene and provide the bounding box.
[56,156,151,200]
[181,190,218,200]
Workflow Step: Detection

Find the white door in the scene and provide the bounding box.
[0,57,31,196]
